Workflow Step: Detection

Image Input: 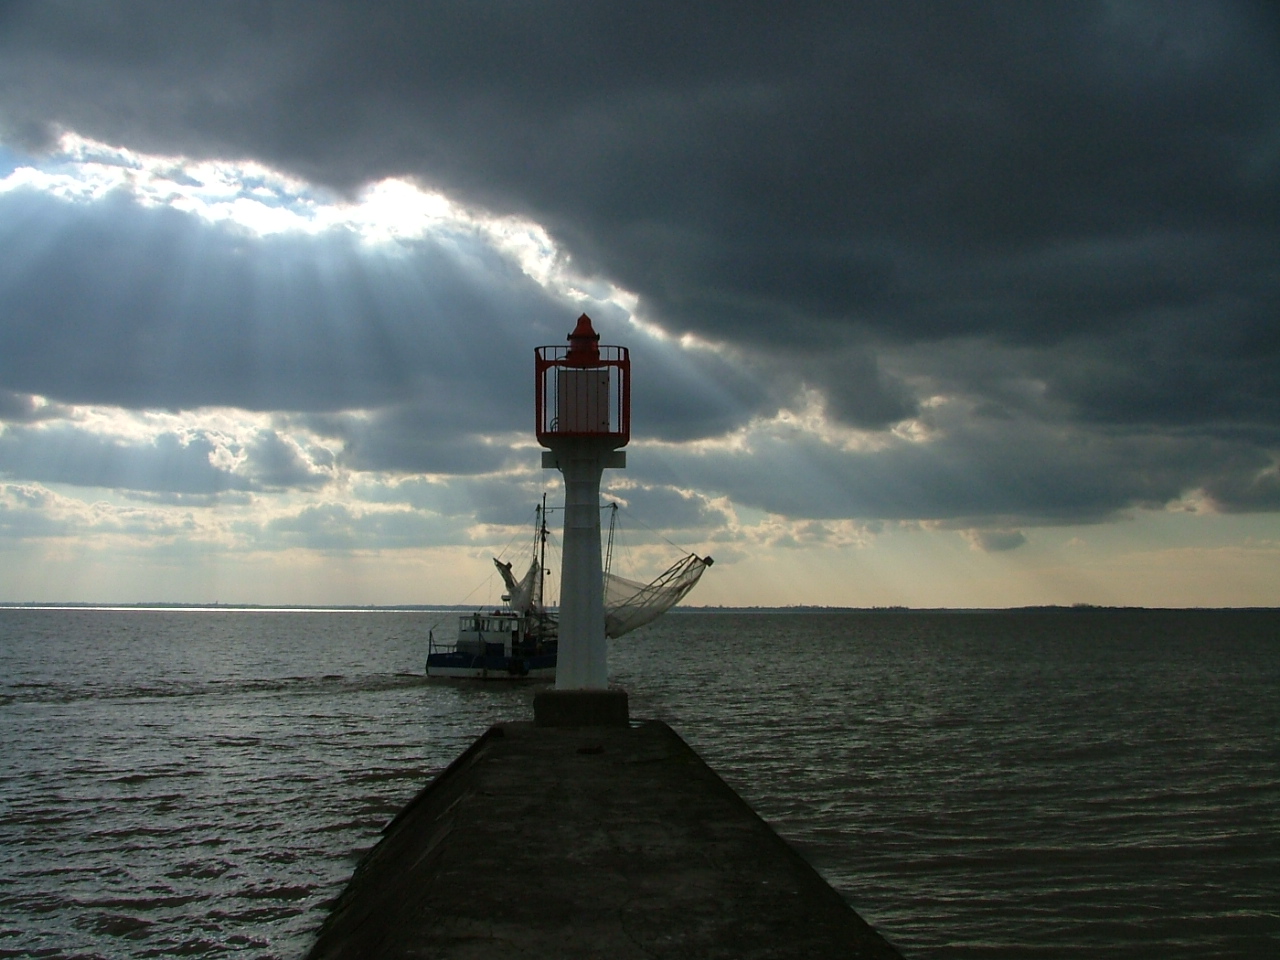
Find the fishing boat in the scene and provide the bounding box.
[426,498,558,679]
[426,499,712,680]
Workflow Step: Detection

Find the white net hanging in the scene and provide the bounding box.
[603,553,713,638]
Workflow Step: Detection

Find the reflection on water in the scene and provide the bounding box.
[1,608,1278,958]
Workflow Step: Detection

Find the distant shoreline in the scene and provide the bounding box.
[1,602,1276,613]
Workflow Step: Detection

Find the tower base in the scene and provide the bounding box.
[534,688,629,727]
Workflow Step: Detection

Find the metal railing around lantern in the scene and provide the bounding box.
[535,344,630,447]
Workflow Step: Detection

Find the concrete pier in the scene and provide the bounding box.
[307,720,903,959]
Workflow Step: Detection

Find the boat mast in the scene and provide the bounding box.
[539,492,548,610]
[603,502,618,586]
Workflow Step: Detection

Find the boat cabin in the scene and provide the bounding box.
[454,612,533,658]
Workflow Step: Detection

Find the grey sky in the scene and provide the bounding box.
[0,1,1277,587]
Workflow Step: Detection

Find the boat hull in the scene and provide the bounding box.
[426,651,556,681]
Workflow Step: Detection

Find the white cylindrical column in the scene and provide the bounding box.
[555,447,608,689]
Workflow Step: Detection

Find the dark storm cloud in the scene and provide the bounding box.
[0,185,560,415]
[791,350,917,430]
[240,430,330,490]
[963,529,1029,553]
[4,3,1274,335]
[0,423,327,494]
[353,474,554,527]
[1201,456,1280,512]
[0,390,67,423]
[1,1,1277,523]
[313,405,519,477]
[0,486,204,541]
[258,502,465,551]
[639,407,1275,524]
[0,484,71,538]
[355,471,730,544]
[0,183,765,451]
[600,481,731,536]
[0,424,242,494]
[630,343,773,441]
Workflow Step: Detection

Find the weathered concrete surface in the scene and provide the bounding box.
[307,721,904,959]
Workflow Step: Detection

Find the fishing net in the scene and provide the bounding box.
[604,553,714,638]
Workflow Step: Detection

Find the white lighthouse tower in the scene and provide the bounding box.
[534,315,631,723]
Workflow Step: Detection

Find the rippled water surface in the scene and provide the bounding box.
[1,608,1277,958]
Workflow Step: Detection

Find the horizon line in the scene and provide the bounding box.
[1,602,1277,613]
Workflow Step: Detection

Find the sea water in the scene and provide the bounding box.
[1,607,1277,958]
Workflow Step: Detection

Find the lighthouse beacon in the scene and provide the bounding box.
[535,314,629,695]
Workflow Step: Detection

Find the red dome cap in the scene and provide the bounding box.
[565,313,601,364]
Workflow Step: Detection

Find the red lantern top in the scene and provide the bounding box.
[535,314,630,448]
[565,313,601,365]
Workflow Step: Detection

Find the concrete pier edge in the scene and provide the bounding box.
[308,718,904,959]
